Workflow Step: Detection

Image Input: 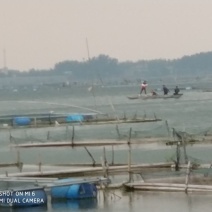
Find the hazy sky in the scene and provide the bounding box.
[1,0,212,71]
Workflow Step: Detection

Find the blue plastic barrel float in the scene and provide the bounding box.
[0,187,47,208]
[51,178,97,199]
[66,114,84,122]
[13,117,31,126]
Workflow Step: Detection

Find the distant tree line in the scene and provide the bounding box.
[1,52,212,81]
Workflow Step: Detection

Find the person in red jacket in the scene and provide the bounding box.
[140,81,148,94]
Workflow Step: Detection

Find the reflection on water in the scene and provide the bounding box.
[51,198,97,210]
[0,198,97,212]
[94,190,212,212]
[0,205,47,212]
[1,191,212,212]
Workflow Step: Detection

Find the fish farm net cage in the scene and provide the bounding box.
[7,122,170,144]
[6,122,212,145]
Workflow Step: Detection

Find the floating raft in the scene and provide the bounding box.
[0,112,162,128]
[0,162,174,178]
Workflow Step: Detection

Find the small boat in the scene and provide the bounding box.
[127,94,183,100]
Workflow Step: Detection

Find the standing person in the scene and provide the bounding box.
[174,86,180,95]
[140,80,148,94]
[162,85,169,95]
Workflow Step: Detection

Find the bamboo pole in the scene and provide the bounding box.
[66,125,68,140]
[123,112,127,120]
[84,147,96,166]
[126,182,212,190]
[38,162,42,172]
[128,145,132,182]
[101,157,106,178]
[185,161,191,193]
[0,177,57,182]
[115,124,121,138]
[37,153,42,172]
[34,117,37,127]
[9,129,12,144]
[103,147,108,178]
[111,145,114,165]
[165,120,170,138]
[175,141,180,171]
[17,150,20,165]
[132,112,137,120]
[143,110,146,119]
[47,131,50,140]
[17,150,23,172]
[182,136,188,164]
[13,140,127,148]
[108,98,120,121]
[128,128,132,145]
[49,112,51,125]
[128,128,132,182]
[126,185,212,192]
[0,163,21,168]
[71,125,75,145]
[90,84,98,112]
